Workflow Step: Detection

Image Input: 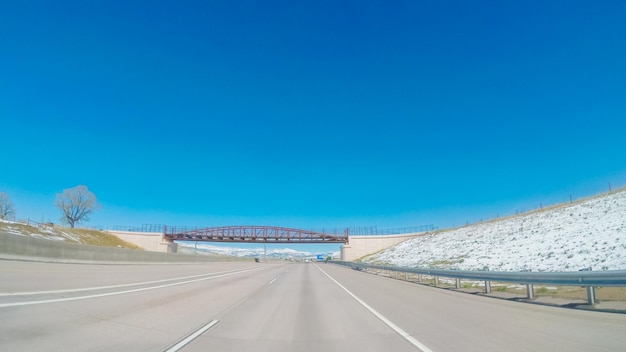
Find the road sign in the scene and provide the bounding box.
[316,254,324,261]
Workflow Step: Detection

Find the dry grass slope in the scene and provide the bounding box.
[0,221,141,249]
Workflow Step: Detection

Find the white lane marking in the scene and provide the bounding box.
[165,319,220,352]
[0,267,258,296]
[268,278,277,285]
[316,265,434,352]
[0,267,261,308]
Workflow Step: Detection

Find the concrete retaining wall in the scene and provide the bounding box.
[341,232,425,261]
[0,233,251,264]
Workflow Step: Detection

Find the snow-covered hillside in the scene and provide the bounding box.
[364,189,626,272]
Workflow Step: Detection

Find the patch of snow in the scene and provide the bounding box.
[57,231,83,243]
[30,233,65,241]
[365,190,626,272]
[5,228,26,236]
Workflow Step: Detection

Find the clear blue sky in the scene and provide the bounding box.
[2,1,626,246]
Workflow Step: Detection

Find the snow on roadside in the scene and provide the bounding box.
[3,226,26,236]
[57,230,83,243]
[365,190,626,272]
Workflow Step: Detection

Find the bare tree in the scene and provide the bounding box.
[0,192,15,220]
[55,185,99,228]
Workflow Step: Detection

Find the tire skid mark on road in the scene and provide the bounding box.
[0,267,263,308]
[316,264,435,352]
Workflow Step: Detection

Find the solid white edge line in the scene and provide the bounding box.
[165,319,220,352]
[0,267,261,308]
[315,265,434,352]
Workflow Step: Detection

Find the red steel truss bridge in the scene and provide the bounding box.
[163,226,349,244]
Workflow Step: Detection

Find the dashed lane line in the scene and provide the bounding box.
[164,319,220,352]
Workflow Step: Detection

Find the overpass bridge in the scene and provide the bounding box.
[163,226,348,244]
[108,225,433,260]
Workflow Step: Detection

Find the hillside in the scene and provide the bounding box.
[0,220,141,249]
[364,189,626,272]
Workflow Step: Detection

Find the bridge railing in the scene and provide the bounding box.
[163,226,349,243]
[330,261,626,305]
[106,224,437,236]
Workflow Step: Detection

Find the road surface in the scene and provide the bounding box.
[1,260,625,351]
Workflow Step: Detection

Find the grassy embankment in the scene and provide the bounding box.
[0,221,141,249]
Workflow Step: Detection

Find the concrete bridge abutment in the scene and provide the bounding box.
[341,232,425,261]
[106,230,178,253]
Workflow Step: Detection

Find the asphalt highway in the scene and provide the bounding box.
[1,260,625,352]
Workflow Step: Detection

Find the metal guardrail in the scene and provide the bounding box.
[331,261,626,305]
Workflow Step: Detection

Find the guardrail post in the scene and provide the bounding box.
[579,267,596,305]
[434,276,439,286]
[586,286,596,305]
[526,284,534,299]
[455,278,461,289]
[417,274,422,283]
[485,280,491,293]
